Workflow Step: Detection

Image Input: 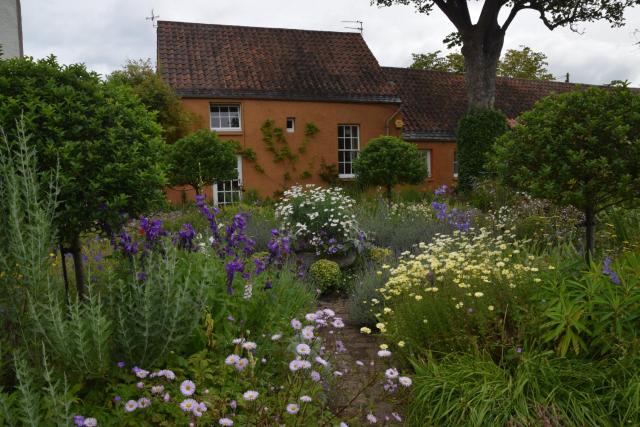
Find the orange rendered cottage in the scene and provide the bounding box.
[157,20,578,205]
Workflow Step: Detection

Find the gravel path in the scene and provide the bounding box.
[318,296,405,426]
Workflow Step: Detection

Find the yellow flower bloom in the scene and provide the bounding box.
[360,327,372,334]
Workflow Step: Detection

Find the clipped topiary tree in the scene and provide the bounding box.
[168,129,239,195]
[354,135,428,201]
[0,56,167,297]
[456,108,508,192]
[491,85,640,263]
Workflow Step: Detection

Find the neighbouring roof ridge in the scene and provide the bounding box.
[157,20,365,37]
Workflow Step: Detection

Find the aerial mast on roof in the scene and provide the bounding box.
[342,20,363,34]
[146,9,160,28]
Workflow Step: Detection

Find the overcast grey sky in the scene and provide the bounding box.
[21,0,640,85]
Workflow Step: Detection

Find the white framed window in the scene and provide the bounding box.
[338,124,359,178]
[210,104,241,131]
[453,150,459,178]
[419,149,432,178]
[286,117,295,133]
[214,156,242,206]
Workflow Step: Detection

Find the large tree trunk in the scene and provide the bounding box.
[461,26,504,109]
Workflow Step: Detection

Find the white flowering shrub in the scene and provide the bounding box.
[275,185,364,255]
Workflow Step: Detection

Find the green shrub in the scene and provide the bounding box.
[348,263,389,326]
[368,246,392,265]
[168,129,238,195]
[0,56,167,296]
[355,200,451,254]
[354,135,428,201]
[456,108,508,192]
[308,259,342,294]
[535,248,640,358]
[490,85,640,262]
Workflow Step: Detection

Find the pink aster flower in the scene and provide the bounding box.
[225,354,240,366]
[366,413,378,424]
[124,400,138,412]
[243,390,259,401]
[296,343,311,355]
[385,368,399,379]
[399,376,412,387]
[219,418,234,426]
[291,319,302,329]
[180,398,198,412]
[286,403,300,414]
[180,380,196,396]
[235,358,249,371]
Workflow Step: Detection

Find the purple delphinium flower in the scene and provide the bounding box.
[116,230,139,257]
[136,271,147,282]
[175,223,196,251]
[117,361,125,368]
[516,346,523,354]
[603,257,622,285]
[225,258,245,295]
[434,184,448,197]
[431,201,448,221]
[72,415,85,427]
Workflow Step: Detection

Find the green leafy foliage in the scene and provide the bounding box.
[0,56,167,249]
[308,259,342,294]
[354,136,428,200]
[498,46,554,80]
[107,59,194,143]
[412,46,554,80]
[167,129,238,194]
[410,50,465,73]
[537,250,640,358]
[491,86,640,257]
[456,108,508,192]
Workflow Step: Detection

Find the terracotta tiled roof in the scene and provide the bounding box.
[157,21,400,104]
[384,67,584,140]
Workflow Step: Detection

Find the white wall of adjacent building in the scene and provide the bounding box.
[0,0,23,58]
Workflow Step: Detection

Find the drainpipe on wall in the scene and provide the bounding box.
[384,104,403,136]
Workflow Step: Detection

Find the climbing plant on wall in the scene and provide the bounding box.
[260,119,319,185]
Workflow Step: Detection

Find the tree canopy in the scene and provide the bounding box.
[374,0,640,107]
[107,59,194,143]
[168,129,239,195]
[354,135,429,200]
[411,45,554,80]
[0,56,167,295]
[491,85,640,261]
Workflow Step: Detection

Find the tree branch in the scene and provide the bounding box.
[433,0,472,31]
[478,0,503,30]
[501,1,527,31]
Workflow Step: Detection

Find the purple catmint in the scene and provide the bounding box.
[603,257,621,285]
[434,184,448,197]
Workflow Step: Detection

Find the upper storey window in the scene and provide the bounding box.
[210,104,241,131]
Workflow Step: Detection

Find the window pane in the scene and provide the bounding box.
[344,127,351,137]
[230,116,240,128]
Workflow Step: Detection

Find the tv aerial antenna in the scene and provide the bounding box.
[342,20,363,34]
[146,9,160,28]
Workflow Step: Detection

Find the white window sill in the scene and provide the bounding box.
[339,174,356,180]
[212,128,242,132]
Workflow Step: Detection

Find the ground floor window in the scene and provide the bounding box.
[338,124,359,178]
[419,149,432,178]
[214,156,242,206]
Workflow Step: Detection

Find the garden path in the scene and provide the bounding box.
[318,296,404,426]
